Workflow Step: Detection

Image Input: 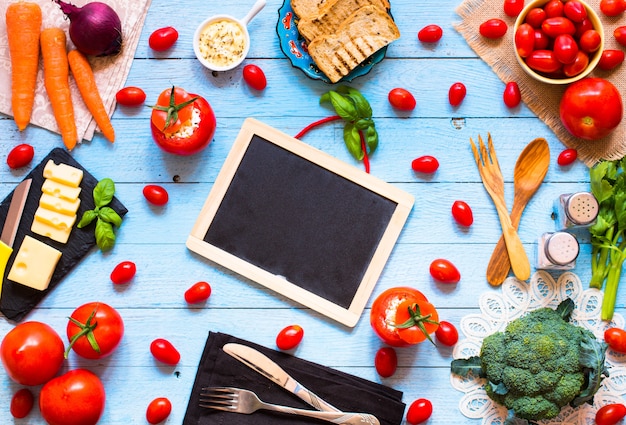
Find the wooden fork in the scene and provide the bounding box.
[470,134,530,281]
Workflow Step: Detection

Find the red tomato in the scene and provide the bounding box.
[544,0,564,17]
[574,18,593,38]
[451,200,473,226]
[406,398,433,424]
[598,49,625,71]
[10,388,34,418]
[1,321,64,386]
[243,64,267,90]
[526,49,562,73]
[563,0,587,22]
[430,258,461,284]
[394,299,440,344]
[557,148,578,165]
[276,324,304,350]
[479,19,508,39]
[553,34,578,64]
[526,7,547,28]
[541,17,576,37]
[374,347,398,377]
[563,51,589,77]
[411,155,439,173]
[146,397,172,424]
[503,81,522,108]
[184,281,212,304]
[151,86,216,155]
[600,0,624,16]
[515,23,535,58]
[115,86,146,106]
[143,184,169,205]
[388,88,416,111]
[6,143,34,169]
[66,302,124,359]
[559,78,623,140]
[534,29,550,49]
[149,26,178,51]
[596,404,626,425]
[110,260,136,284]
[370,287,438,347]
[150,338,181,365]
[435,321,459,346]
[417,24,443,43]
[448,82,467,106]
[503,0,525,17]
[604,327,626,353]
[615,26,626,47]
[579,30,601,53]
[40,369,105,425]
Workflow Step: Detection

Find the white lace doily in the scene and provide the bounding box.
[451,271,626,425]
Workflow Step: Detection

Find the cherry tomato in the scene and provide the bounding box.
[563,0,587,22]
[150,338,180,365]
[604,327,626,353]
[149,26,178,51]
[526,49,562,73]
[115,86,146,106]
[503,0,525,17]
[10,388,34,419]
[563,52,589,78]
[243,64,267,90]
[429,258,461,284]
[579,29,601,53]
[374,347,398,377]
[557,148,578,166]
[406,398,433,424]
[66,302,124,359]
[541,17,576,38]
[515,23,535,58]
[276,324,304,350]
[448,82,467,106]
[479,18,508,39]
[503,81,522,108]
[411,155,439,173]
[615,26,626,47]
[110,260,136,284]
[6,143,34,169]
[417,24,443,43]
[600,0,624,16]
[596,404,626,425]
[544,0,564,17]
[526,7,547,28]
[598,49,625,71]
[388,88,416,111]
[184,281,212,304]
[435,321,459,346]
[1,321,65,386]
[451,200,473,226]
[574,18,593,38]
[143,184,169,205]
[146,397,172,424]
[534,29,550,49]
[553,34,579,64]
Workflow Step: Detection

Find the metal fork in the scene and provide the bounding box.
[200,387,380,425]
[470,133,530,281]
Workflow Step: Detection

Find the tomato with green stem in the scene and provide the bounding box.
[66,302,124,359]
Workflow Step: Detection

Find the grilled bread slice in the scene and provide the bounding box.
[297,0,391,43]
[291,0,331,19]
[307,5,400,83]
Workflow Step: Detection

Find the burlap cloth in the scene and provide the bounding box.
[0,0,152,143]
[455,0,626,166]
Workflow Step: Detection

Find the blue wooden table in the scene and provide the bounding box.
[0,0,621,423]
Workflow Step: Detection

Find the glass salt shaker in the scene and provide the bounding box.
[554,192,599,230]
[537,232,579,270]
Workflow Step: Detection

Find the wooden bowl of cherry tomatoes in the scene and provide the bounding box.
[513,0,604,84]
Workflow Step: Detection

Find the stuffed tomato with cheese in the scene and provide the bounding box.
[150,86,216,155]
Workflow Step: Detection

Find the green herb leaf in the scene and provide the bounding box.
[77,209,98,229]
[98,206,123,227]
[343,123,363,160]
[364,124,378,154]
[450,356,484,378]
[95,219,116,252]
[93,178,115,208]
[337,86,372,118]
[327,91,359,122]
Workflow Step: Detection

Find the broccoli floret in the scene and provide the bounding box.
[451,299,608,423]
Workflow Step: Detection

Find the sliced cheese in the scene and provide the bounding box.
[42,179,81,201]
[31,218,72,244]
[8,235,62,291]
[43,160,84,188]
[40,193,81,215]
[34,206,76,230]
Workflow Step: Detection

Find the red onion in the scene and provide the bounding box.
[53,0,122,56]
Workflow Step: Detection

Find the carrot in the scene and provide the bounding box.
[5,2,42,131]
[40,27,78,150]
[67,50,115,143]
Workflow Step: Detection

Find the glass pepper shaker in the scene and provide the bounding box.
[554,192,599,230]
[537,232,580,270]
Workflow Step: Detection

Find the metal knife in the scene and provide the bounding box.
[0,179,32,298]
[223,342,341,413]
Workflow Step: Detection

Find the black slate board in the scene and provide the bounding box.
[0,148,128,322]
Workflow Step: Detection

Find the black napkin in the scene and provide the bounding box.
[183,332,406,425]
[0,148,128,322]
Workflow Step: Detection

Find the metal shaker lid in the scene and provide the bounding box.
[545,232,579,265]
[565,192,599,225]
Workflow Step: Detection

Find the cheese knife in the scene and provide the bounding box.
[0,179,32,298]
[223,342,341,413]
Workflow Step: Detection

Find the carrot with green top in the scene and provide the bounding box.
[68,50,115,143]
[6,2,42,131]
[41,27,78,150]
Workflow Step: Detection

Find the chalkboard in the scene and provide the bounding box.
[187,119,413,327]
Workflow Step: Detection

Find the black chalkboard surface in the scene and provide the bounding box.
[187,119,413,327]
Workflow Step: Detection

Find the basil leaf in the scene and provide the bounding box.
[98,206,123,227]
[77,209,98,228]
[338,86,372,118]
[328,91,358,122]
[95,219,116,252]
[343,123,363,160]
[93,178,115,208]
[365,125,378,154]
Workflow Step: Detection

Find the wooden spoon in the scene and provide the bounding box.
[486,138,550,285]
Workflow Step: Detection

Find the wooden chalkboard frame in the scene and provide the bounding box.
[186,118,414,327]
